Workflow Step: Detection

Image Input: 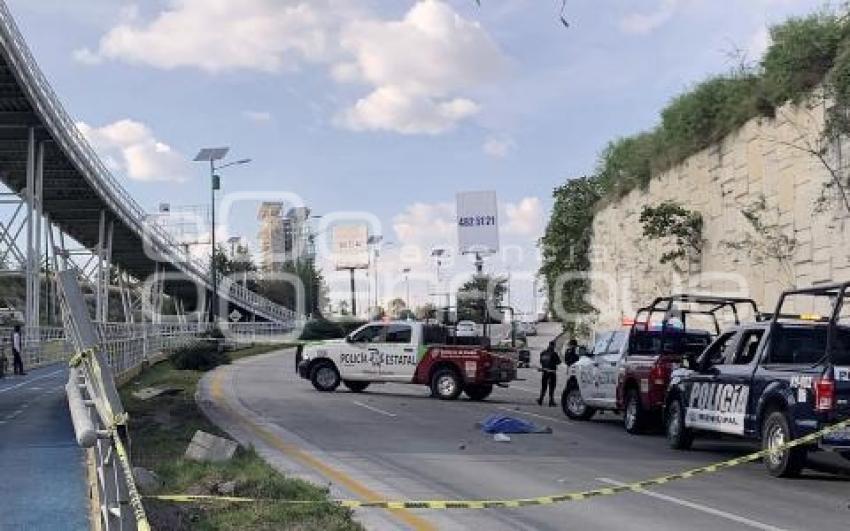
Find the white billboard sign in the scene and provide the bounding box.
[457,191,499,254]
[333,224,370,269]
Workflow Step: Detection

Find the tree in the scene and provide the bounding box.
[456,274,507,323]
[213,244,259,291]
[539,176,602,335]
[388,298,407,319]
[415,302,436,321]
[259,259,328,317]
[639,201,704,269]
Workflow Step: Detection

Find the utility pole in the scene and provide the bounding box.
[349,267,357,317]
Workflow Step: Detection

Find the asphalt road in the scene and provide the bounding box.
[201,344,850,531]
[0,363,89,530]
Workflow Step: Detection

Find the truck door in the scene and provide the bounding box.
[377,323,418,382]
[684,330,760,436]
[583,332,612,405]
[345,324,386,379]
[596,331,627,408]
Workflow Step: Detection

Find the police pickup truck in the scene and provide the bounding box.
[562,329,629,420]
[665,283,850,477]
[297,321,518,400]
[618,295,760,434]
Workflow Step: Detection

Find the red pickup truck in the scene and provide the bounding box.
[617,294,760,434]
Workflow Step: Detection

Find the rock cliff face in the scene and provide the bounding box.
[588,98,850,329]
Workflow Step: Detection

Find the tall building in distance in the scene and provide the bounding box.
[257,202,313,274]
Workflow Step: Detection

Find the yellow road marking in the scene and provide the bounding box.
[209,370,436,531]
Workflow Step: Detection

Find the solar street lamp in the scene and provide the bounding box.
[193,147,251,322]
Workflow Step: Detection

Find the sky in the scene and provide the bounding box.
[3,0,826,316]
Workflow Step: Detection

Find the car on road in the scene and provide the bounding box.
[297,321,518,400]
[455,320,478,337]
[617,294,760,434]
[562,329,629,419]
[664,283,850,477]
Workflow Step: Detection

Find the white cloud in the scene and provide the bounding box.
[77,0,506,136]
[77,119,191,183]
[242,110,273,123]
[748,26,772,61]
[503,197,544,237]
[393,201,457,255]
[75,0,347,73]
[338,86,480,135]
[483,134,516,158]
[620,0,679,35]
[335,0,507,134]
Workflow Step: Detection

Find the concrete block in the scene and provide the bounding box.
[185,430,238,463]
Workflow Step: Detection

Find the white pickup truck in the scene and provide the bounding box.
[296,321,518,400]
[561,329,629,419]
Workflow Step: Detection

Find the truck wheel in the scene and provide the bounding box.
[431,368,462,400]
[310,361,340,392]
[464,384,493,401]
[562,385,595,420]
[666,398,693,450]
[624,387,646,434]
[343,380,369,393]
[762,410,806,478]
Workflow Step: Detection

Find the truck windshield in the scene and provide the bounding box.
[766,325,850,365]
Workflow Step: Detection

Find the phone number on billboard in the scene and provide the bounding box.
[458,215,496,227]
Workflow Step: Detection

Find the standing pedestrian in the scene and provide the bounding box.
[537,340,561,407]
[11,324,25,376]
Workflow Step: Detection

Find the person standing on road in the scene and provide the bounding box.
[537,341,561,407]
[11,324,25,376]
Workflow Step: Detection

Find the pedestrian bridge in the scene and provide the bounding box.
[0,2,293,327]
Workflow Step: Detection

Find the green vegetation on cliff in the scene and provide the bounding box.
[541,8,850,328]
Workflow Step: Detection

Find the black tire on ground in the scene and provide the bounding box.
[343,380,369,393]
[762,410,807,478]
[624,387,646,434]
[310,361,340,392]
[562,384,595,420]
[464,384,493,401]
[431,368,463,400]
[666,398,694,450]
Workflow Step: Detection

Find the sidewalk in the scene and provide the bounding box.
[0,363,90,530]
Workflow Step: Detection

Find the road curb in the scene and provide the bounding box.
[196,350,435,531]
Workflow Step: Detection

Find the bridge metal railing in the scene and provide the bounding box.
[0,1,295,324]
[52,268,296,530]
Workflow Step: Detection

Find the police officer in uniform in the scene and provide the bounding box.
[537,341,561,406]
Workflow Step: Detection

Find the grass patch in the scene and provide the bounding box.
[121,344,361,531]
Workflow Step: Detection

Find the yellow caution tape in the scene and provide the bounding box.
[112,431,152,530]
[147,417,850,510]
[68,348,95,368]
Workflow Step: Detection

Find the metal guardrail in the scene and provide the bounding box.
[0,1,296,324]
[53,269,293,531]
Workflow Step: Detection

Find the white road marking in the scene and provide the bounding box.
[497,406,572,425]
[352,400,398,418]
[597,478,788,531]
[0,369,64,394]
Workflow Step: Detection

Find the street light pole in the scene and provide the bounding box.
[402,267,411,315]
[209,158,217,323]
[193,147,251,325]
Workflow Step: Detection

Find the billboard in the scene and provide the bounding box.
[333,224,370,269]
[457,191,499,254]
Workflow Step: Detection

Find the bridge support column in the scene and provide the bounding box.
[24,128,42,358]
[94,211,114,323]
